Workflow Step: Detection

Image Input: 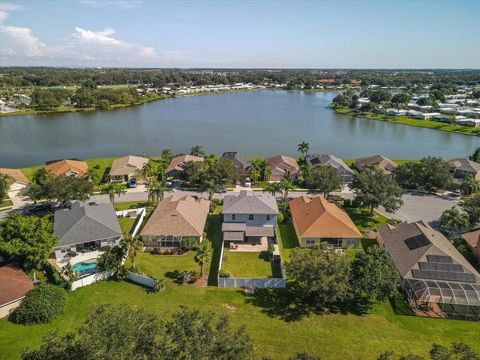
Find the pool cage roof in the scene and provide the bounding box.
[405,278,480,306]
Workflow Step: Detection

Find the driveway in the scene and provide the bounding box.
[378,192,460,225]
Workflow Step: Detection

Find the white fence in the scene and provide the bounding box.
[71,270,113,291]
[116,207,146,237]
[217,228,287,289]
[127,271,157,288]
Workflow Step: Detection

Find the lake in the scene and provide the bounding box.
[0,90,478,168]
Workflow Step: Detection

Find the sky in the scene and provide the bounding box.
[0,0,479,68]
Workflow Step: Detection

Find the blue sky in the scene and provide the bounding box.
[0,0,479,68]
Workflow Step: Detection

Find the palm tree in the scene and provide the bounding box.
[33,167,49,185]
[461,175,480,196]
[194,242,211,277]
[439,207,469,238]
[142,161,157,183]
[279,179,294,212]
[121,233,143,269]
[87,168,100,184]
[190,145,205,157]
[105,183,126,205]
[201,179,220,201]
[0,175,8,202]
[148,180,172,203]
[297,141,309,157]
[162,148,174,160]
[263,182,282,197]
[61,263,79,282]
[264,166,272,181]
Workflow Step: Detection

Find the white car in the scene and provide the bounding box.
[244,177,252,187]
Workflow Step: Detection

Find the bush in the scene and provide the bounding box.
[151,278,166,293]
[178,271,197,284]
[181,237,199,251]
[10,284,66,324]
[277,211,285,224]
[212,198,223,206]
[218,269,231,278]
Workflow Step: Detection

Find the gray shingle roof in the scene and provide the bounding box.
[222,152,252,170]
[305,154,355,176]
[54,202,121,247]
[448,158,480,174]
[222,190,278,215]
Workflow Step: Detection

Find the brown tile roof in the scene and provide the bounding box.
[354,155,397,176]
[109,155,149,176]
[463,230,480,251]
[45,159,88,177]
[378,222,480,280]
[140,195,210,237]
[0,265,33,306]
[289,196,361,239]
[166,155,204,174]
[266,155,300,176]
[0,168,29,185]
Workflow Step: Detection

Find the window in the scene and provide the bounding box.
[266,215,271,221]
[249,214,254,221]
[232,214,236,220]
[305,238,316,245]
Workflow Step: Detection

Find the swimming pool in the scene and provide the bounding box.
[72,259,97,274]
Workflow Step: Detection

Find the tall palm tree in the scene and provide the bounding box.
[87,168,100,184]
[461,175,480,196]
[61,263,79,282]
[33,167,50,185]
[297,141,310,157]
[142,161,157,183]
[279,179,294,212]
[194,242,211,277]
[439,207,469,238]
[201,179,220,201]
[148,180,172,203]
[121,233,143,269]
[105,183,126,205]
[264,166,272,181]
[263,182,282,197]
[190,145,205,157]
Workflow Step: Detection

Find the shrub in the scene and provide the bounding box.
[10,284,66,324]
[178,271,197,284]
[218,269,232,278]
[212,198,223,206]
[181,237,199,251]
[151,278,166,293]
[277,211,285,224]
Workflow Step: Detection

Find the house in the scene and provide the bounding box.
[222,152,252,181]
[0,168,30,196]
[45,159,88,178]
[222,190,278,244]
[354,155,397,177]
[166,155,204,179]
[448,158,480,180]
[53,202,122,263]
[0,264,34,319]
[456,118,480,127]
[386,109,407,116]
[265,155,300,181]
[377,222,480,321]
[462,230,480,262]
[289,196,361,249]
[109,155,149,183]
[140,195,210,249]
[305,154,355,183]
[418,112,441,120]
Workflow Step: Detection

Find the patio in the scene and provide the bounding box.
[229,237,269,252]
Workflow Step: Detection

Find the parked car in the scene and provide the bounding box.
[22,204,53,216]
[452,189,463,197]
[220,186,227,193]
[327,194,343,202]
[128,178,137,188]
[244,177,252,187]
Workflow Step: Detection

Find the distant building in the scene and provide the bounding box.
[265,155,300,181]
[354,155,397,177]
[109,155,149,183]
[0,265,34,319]
[45,159,88,178]
[305,154,355,183]
[462,230,480,262]
[448,158,480,180]
[166,155,204,179]
[222,152,252,181]
[0,168,30,196]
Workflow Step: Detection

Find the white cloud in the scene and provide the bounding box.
[0,11,9,22]
[0,24,46,56]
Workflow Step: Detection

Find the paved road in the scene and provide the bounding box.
[378,192,460,225]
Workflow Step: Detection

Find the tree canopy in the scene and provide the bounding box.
[304,165,342,198]
[28,174,94,206]
[395,158,452,190]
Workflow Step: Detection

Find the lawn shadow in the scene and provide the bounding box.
[243,285,371,322]
[100,166,111,184]
[207,214,222,286]
[389,295,415,316]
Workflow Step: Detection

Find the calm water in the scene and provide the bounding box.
[0,90,478,168]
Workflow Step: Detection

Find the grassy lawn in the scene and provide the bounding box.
[222,250,282,278]
[0,199,13,208]
[346,207,389,233]
[85,157,116,184]
[118,216,136,234]
[277,223,300,261]
[127,251,200,280]
[114,201,154,211]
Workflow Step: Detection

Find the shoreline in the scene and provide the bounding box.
[0,88,263,118]
[330,105,480,137]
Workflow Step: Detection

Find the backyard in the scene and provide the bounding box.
[221,250,282,278]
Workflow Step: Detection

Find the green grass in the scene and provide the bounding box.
[346,207,389,233]
[222,250,281,278]
[118,217,136,234]
[114,201,154,211]
[85,157,116,184]
[332,105,480,136]
[0,199,13,208]
[277,223,300,261]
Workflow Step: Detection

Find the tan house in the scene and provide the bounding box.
[0,168,30,195]
[166,155,204,179]
[462,230,480,261]
[140,195,210,248]
[109,155,149,183]
[266,155,300,181]
[448,158,480,180]
[0,265,34,319]
[289,196,361,248]
[354,155,397,177]
[45,159,88,177]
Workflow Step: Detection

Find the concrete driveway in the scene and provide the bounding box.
[378,192,461,225]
